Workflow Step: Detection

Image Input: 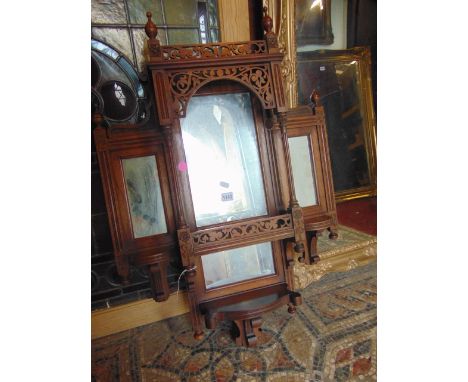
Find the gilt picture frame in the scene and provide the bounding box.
[296,47,376,201]
[270,0,376,201]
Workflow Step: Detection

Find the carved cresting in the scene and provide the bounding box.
[161,41,267,60]
[168,65,275,118]
[144,11,285,125]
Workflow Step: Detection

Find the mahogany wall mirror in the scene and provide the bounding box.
[93,7,338,348]
[143,9,310,346]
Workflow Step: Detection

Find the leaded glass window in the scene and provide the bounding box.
[91,0,220,74]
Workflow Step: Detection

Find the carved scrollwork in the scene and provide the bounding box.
[168,64,276,117]
[277,0,297,108]
[192,214,293,248]
[162,41,267,60]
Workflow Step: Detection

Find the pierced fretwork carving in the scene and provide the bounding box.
[192,214,294,254]
[161,41,267,61]
[168,64,275,118]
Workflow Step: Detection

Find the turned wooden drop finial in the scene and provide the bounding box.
[262,6,273,34]
[145,11,158,39]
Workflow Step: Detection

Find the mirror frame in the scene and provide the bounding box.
[273,1,376,201]
[144,9,308,344]
[295,47,377,201]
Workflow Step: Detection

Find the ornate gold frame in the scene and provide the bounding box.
[295,47,377,202]
[267,0,376,202]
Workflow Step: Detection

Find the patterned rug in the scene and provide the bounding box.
[92,261,377,382]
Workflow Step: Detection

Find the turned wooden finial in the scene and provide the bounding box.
[262,6,279,51]
[262,6,273,34]
[309,90,322,115]
[310,89,321,106]
[145,11,158,39]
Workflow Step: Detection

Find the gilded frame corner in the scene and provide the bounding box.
[274,0,376,201]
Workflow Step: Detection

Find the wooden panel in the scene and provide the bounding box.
[218,0,250,42]
[91,293,190,339]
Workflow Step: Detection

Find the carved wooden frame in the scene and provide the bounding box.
[144,9,307,345]
[287,100,338,264]
[93,122,178,302]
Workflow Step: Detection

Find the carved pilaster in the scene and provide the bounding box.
[186,266,204,339]
[162,125,186,228]
[291,205,307,261]
[177,227,203,337]
[177,228,193,266]
[278,112,298,208]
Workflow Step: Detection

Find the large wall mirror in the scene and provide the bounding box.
[296,47,376,201]
[181,92,268,227]
[179,84,283,298]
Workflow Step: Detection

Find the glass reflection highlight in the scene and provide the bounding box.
[181,93,267,227]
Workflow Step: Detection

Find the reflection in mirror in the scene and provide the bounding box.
[122,156,167,238]
[295,0,333,46]
[297,59,370,192]
[201,242,275,289]
[288,136,318,206]
[181,93,267,227]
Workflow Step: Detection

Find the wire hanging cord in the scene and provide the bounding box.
[177,265,197,294]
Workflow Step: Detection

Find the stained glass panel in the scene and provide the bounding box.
[91,0,127,24]
[92,57,101,88]
[92,28,134,66]
[92,39,120,60]
[209,28,219,42]
[207,0,219,27]
[167,29,200,45]
[127,0,164,25]
[163,0,197,25]
[101,81,137,121]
